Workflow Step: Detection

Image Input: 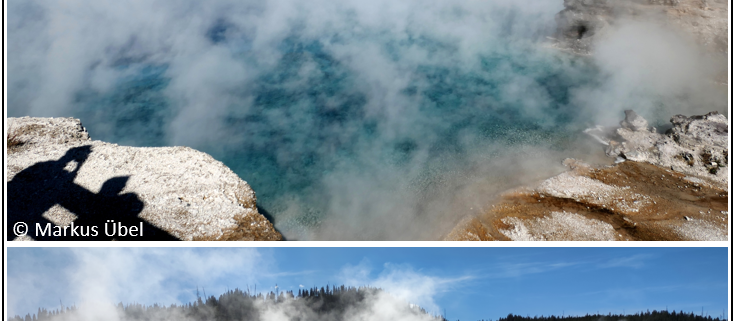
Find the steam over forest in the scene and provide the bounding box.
[7,285,445,321]
[8,285,726,321]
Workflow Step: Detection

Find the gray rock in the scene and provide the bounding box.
[649,0,680,5]
[553,0,614,54]
[603,110,728,188]
[6,117,282,241]
[551,0,727,56]
[620,109,649,131]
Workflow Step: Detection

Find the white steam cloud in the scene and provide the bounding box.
[7,0,726,240]
[572,19,725,125]
[8,0,561,122]
[8,249,462,321]
[7,248,263,319]
[338,260,473,314]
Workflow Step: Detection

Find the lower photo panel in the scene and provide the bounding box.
[6,247,728,321]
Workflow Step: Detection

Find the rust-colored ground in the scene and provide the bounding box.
[445,161,728,241]
[194,212,283,241]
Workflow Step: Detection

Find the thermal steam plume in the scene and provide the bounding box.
[6,0,727,240]
[8,285,447,321]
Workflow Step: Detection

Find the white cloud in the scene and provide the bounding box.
[7,248,264,319]
[598,254,651,269]
[338,261,473,315]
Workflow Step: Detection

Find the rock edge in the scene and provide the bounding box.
[6,117,282,241]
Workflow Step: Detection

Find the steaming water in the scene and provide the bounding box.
[69,39,604,240]
[9,1,725,240]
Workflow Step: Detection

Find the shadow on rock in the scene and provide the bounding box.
[7,145,177,241]
[257,205,287,241]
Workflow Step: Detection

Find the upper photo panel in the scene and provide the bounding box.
[6,0,728,241]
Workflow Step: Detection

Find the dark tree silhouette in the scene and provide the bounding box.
[9,285,446,321]
[480,310,723,321]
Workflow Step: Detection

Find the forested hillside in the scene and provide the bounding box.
[485,310,724,321]
[9,286,724,321]
[8,285,445,321]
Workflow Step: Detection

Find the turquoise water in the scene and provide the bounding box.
[51,36,603,240]
[7,1,727,240]
[8,0,637,239]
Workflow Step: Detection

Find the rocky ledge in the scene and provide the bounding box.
[6,117,282,241]
[553,0,728,55]
[604,110,728,188]
[445,111,728,241]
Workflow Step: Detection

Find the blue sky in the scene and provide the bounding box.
[7,247,727,320]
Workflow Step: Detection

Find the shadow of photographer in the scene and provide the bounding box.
[7,145,177,241]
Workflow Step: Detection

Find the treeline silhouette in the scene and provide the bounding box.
[9,285,446,321]
[481,310,724,321]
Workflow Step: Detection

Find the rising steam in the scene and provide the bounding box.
[7,0,726,240]
[7,248,471,321]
